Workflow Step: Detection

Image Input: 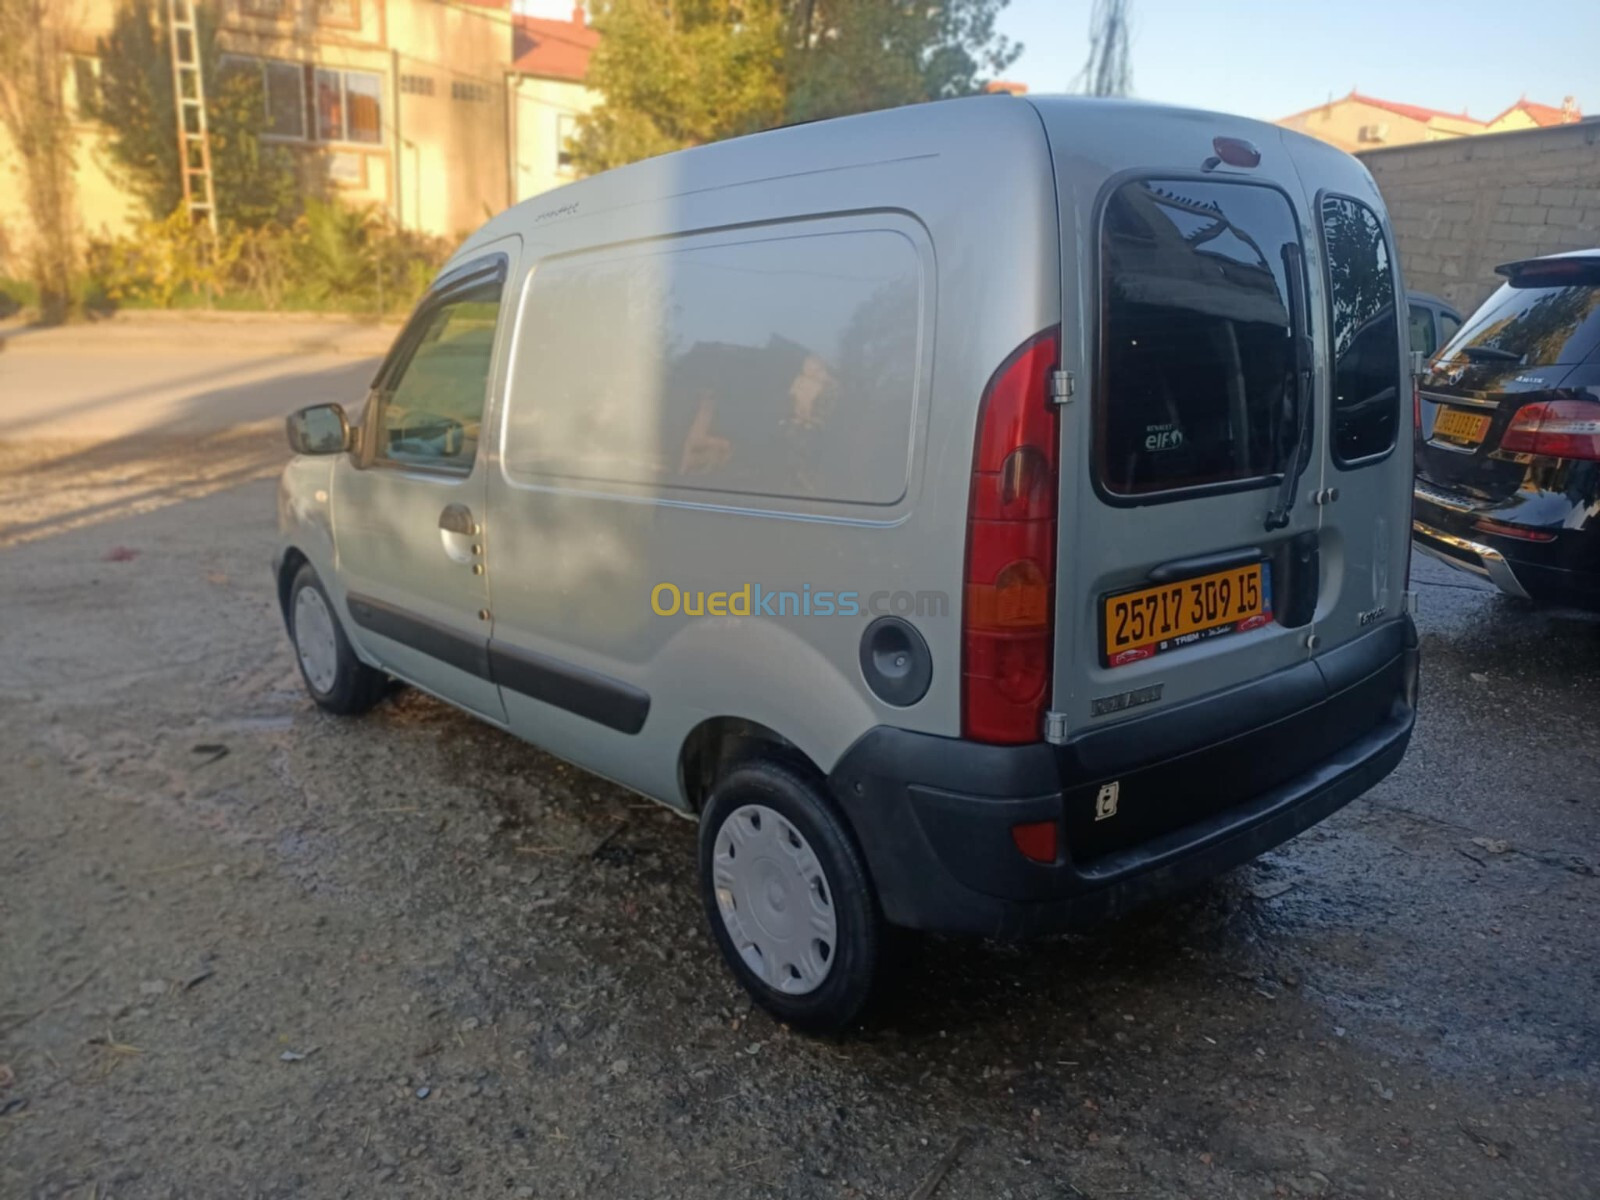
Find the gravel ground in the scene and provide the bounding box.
[1,412,1597,1198]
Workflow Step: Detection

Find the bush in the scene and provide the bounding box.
[84,204,452,316]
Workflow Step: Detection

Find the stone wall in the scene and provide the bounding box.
[1359,122,1600,313]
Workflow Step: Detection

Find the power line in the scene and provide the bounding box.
[1074,0,1132,98]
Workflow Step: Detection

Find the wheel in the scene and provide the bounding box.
[699,759,882,1033]
[288,563,388,716]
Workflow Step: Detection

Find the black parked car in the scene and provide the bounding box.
[1413,250,1600,610]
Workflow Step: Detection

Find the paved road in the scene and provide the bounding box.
[1,342,1596,1199]
[1,338,380,441]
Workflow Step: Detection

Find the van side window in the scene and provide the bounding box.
[504,227,922,507]
[1408,304,1436,356]
[1098,179,1302,497]
[1321,196,1402,464]
[372,283,502,472]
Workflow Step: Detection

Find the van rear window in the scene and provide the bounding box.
[1321,195,1402,464]
[1098,179,1301,497]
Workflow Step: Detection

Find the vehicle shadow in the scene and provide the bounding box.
[0,357,373,550]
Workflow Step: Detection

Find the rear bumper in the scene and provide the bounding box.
[828,618,1418,938]
[1413,483,1600,610]
[1412,521,1533,599]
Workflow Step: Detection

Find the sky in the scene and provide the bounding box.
[997,0,1600,123]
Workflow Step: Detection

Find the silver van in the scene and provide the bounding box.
[274,96,1419,1031]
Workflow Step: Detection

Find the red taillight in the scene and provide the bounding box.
[1500,400,1600,460]
[962,329,1060,744]
[1473,517,1557,542]
[1010,819,1058,864]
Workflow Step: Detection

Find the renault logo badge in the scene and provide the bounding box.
[1094,781,1120,822]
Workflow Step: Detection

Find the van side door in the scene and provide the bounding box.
[329,242,520,720]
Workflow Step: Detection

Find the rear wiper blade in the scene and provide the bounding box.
[1265,242,1314,532]
[1459,345,1522,363]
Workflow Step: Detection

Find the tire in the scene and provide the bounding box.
[699,759,882,1034]
[287,563,388,716]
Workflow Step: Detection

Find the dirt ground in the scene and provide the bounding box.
[2,344,1598,1199]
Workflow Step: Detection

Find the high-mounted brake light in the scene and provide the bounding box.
[1204,136,1261,171]
[962,329,1060,745]
[1500,399,1600,461]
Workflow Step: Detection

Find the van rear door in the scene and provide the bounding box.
[1298,187,1413,655]
[1035,109,1325,743]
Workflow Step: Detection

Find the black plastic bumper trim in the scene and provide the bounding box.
[828,617,1419,937]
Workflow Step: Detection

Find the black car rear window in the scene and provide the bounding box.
[1321,196,1403,464]
[1098,178,1300,497]
[1441,279,1600,367]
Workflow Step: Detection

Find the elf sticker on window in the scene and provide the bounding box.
[1144,423,1184,452]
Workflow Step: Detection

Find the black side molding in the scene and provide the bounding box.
[345,591,650,735]
[489,644,650,735]
[347,592,490,679]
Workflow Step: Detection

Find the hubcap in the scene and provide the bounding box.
[293,585,339,695]
[712,804,837,995]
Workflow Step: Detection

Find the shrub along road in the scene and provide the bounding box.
[1,340,1597,1198]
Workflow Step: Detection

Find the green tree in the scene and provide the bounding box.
[571,0,787,175]
[0,0,79,323]
[571,0,1019,175]
[94,0,298,227]
[783,0,1018,124]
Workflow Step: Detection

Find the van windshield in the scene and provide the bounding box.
[1097,178,1301,497]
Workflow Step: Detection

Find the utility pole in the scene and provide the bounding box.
[166,0,218,234]
[1077,0,1133,98]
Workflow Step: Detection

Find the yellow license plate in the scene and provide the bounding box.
[1433,408,1492,445]
[1103,563,1271,667]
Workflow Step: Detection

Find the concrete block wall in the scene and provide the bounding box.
[1359,122,1600,314]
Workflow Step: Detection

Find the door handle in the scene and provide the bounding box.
[439,504,478,565]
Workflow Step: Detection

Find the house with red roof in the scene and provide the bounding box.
[0,0,602,259]
[1276,90,1486,153]
[1276,89,1586,154]
[509,4,602,202]
[1484,96,1583,133]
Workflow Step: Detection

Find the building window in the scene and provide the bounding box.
[71,56,101,119]
[556,112,576,171]
[316,67,383,144]
[221,55,307,140]
[400,73,435,97]
[450,80,493,104]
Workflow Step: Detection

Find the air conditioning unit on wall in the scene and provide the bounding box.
[1359,122,1390,143]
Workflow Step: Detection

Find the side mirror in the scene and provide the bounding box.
[286,403,352,456]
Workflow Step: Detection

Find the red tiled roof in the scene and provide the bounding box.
[1489,98,1583,127]
[1344,91,1481,126]
[513,12,598,82]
